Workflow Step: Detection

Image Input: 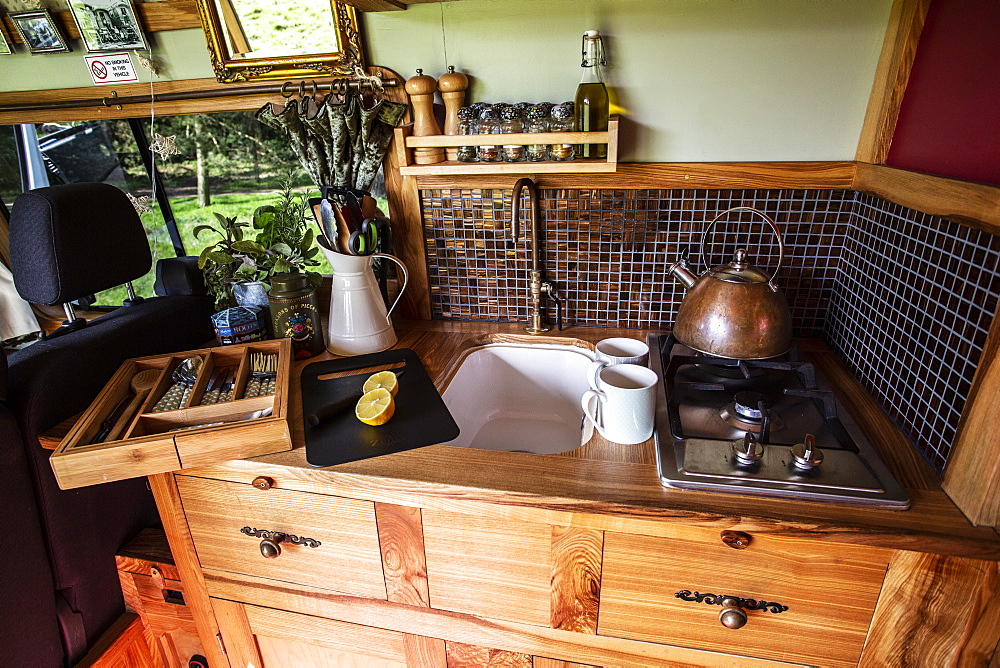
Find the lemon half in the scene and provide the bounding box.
[356,387,395,426]
[363,370,399,397]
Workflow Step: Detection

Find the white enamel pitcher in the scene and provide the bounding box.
[320,247,409,356]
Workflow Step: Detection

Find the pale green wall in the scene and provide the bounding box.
[0,0,892,162]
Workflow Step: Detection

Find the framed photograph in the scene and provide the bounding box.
[69,0,147,53]
[9,10,71,54]
[0,24,12,55]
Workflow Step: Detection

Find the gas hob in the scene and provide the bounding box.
[650,333,910,509]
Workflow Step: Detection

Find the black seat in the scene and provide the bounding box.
[5,182,215,664]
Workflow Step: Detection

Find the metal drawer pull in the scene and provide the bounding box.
[241,527,322,559]
[675,590,788,629]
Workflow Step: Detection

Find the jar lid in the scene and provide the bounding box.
[269,272,309,293]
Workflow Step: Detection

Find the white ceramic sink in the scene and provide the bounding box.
[440,343,594,454]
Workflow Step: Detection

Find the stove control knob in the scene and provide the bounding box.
[791,434,823,469]
[718,597,748,629]
[732,432,764,465]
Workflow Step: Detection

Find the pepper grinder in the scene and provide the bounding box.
[437,66,469,161]
[405,69,445,165]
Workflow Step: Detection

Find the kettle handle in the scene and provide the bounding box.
[372,253,409,317]
[699,207,784,282]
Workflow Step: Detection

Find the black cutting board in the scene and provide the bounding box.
[302,348,459,467]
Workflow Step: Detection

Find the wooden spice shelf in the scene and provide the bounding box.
[395,116,619,176]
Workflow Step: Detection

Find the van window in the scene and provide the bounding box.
[1,110,318,307]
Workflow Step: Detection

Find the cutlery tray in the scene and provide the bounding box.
[50,339,292,490]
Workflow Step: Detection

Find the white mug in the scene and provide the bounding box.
[581,364,657,445]
[588,337,649,388]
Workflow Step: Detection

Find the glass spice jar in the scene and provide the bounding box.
[476,107,502,162]
[549,102,576,161]
[525,105,550,162]
[500,105,525,162]
[456,106,478,162]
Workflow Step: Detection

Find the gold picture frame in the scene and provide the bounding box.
[194,0,364,84]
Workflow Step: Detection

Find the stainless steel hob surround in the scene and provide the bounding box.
[650,333,910,509]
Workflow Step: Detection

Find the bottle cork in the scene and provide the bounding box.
[405,69,445,165]
[438,66,469,161]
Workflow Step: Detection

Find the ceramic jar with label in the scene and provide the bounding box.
[268,272,324,359]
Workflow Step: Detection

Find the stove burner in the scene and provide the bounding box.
[733,391,770,420]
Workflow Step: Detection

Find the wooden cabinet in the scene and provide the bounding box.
[599,532,889,667]
[168,471,995,667]
[176,475,385,598]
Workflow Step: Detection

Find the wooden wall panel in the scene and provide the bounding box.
[599,532,889,668]
[445,641,532,668]
[550,526,602,634]
[855,0,931,164]
[377,502,432,607]
[421,509,552,626]
[860,551,1000,666]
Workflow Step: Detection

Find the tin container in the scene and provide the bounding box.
[268,272,325,359]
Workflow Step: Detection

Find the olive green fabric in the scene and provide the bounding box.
[256,93,406,193]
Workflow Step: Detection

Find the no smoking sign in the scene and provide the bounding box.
[85,53,138,86]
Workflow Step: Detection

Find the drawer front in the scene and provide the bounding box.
[177,475,385,598]
[422,509,552,625]
[598,532,889,667]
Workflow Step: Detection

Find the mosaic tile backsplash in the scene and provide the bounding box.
[420,187,1000,472]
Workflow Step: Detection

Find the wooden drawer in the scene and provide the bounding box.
[422,509,552,625]
[51,340,292,489]
[177,475,385,599]
[598,531,890,667]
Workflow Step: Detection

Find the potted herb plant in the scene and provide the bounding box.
[197,183,322,311]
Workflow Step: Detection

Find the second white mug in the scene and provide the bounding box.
[581,363,657,445]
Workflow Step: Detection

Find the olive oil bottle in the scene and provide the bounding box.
[574,30,609,159]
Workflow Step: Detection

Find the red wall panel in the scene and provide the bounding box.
[886,0,1000,185]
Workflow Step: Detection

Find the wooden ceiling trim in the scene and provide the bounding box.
[1,0,199,44]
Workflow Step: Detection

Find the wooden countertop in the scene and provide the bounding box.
[185,320,1000,561]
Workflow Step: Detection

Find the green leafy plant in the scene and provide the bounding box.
[196,182,322,310]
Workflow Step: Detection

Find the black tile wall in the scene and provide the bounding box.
[420,187,1000,471]
[422,188,854,334]
[826,193,1000,471]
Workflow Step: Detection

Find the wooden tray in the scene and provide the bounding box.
[50,339,292,490]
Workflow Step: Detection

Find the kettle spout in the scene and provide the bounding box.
[668,258,698,289]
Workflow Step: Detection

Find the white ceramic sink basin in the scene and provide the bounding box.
[440,343,594,454]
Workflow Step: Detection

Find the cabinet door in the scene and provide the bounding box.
[599,532,889,667]
[213,599,440,668]
[177,475,385,598]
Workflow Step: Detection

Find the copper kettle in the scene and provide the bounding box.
[667,207,792,360]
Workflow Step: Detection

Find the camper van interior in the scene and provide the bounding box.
[1,1,998,666]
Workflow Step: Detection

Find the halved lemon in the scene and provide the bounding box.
[356,387,395,426]
[363,370,399,397]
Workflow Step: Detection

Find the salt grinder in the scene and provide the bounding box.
[438,66,469,161]
[404,69,445,165]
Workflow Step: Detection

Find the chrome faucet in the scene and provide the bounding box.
[511,177,562,334]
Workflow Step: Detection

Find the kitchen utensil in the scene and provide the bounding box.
[320,247,410,355]
[301,349,459,467]
[219,368,237,402]
[246,353,277,398]
[105,369,160,442]
[348,218,384,256]
[199,368,226,405]
[89,394,132,445]
[667,207,792,360]
[581,363,657,445]
[589,338,649,377]
[152,356,203,412]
